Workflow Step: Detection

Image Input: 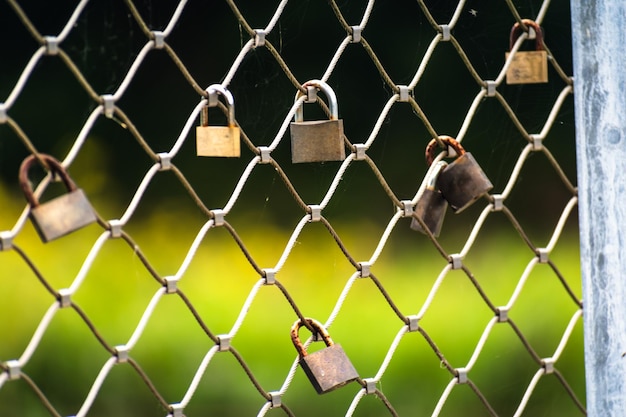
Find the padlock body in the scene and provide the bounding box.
[436,153,493,213]
[300,343,359,394]
[505,51,548,84]
[196,126,241,157]
[411,188,448,237]
[290,119,345,163]
[30,189,97,243]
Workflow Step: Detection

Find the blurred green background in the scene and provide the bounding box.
[0,0,583,416]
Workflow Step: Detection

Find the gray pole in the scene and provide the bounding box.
[571,1,626,415]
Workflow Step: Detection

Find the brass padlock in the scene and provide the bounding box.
[426,136,493,214]
[505,19,548,84]
[19,154,97,243]
[291,318,359,394]
[411,161,448,237]
[196,84,240,157]
[290,80,346,163]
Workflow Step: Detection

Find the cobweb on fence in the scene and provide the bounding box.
[0,0,583,416]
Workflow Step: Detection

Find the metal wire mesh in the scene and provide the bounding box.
[0,0,583,416]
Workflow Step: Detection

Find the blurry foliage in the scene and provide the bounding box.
[0,187,583,416]
[0,0,575,229]
[0,0,582,416]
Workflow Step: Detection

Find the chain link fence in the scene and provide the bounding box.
[0,0,583,416]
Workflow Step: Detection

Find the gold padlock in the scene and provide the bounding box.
[196,84,240,157]
[289,80,345,163]
[19,154,97,243]
[505,19,548,84]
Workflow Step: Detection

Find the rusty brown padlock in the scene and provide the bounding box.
[411,161,448,237]
[19,154,97,243]
[196,84,240,157]
[290,80,345,163]
[505,19,548,84]
[291,317,359,394]
[426,136,493,213]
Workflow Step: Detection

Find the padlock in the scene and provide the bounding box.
[19,154,97,243]
[411,161,448,237]
[196,84,240,157]
[426,136,493,214]
[291,317,359,394]
[289,80,346,163]
[505,19,548,84]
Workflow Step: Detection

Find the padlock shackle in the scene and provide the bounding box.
[509,19,545,51]
[19,154,77,208]
[291,318,334,357]
[204,84,236,127]
[293,80,339,122]
[425,136,466,166]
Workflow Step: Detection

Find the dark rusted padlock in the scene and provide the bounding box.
[426,136,493,213]
[19,154,97,243]
[505,19,548,84]
[411,161,448,237]
[290,80,345,163]
[196,84,240,157]
[291,318,359,394]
